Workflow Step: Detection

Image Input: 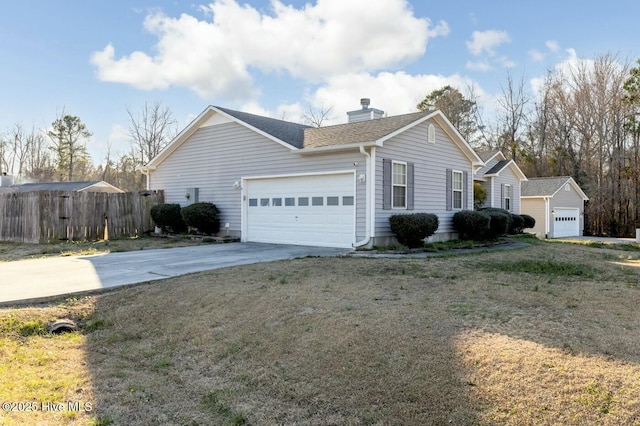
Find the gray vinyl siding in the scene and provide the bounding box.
[491,170,522,213]
[149,122,367,239]
[521,198,547,237]
[549,185,585,236]
[374,119,473,237]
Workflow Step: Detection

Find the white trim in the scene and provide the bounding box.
[504,184,512,211]
[427,124,436,144]
[452,169,463,210]
[391,160,408,209]
[544,197,550,236]
[490,177,495,207]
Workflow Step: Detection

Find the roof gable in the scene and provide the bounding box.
[522,176,588,200]
[146,106,308,168]
[477,150,505,163]
[302,109,483,165]
[483,159,527,181]
[146,106,484,168]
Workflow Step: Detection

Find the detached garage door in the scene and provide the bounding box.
[553,208,579,237]
[245,173,355,248]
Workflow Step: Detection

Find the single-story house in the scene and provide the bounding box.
[0,180,124,194]
[141,99,485,248]
[521,176,589,238]
[474,150,527,213]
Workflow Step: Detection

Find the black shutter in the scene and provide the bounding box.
[446,169,452,211]
[383,158,392,210]
[501,184,505,209]
[407,163,414,210]
[463,171,468,210]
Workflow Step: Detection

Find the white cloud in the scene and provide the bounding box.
[466,60,492,72]
[545,40,560,52]
[466,30,510,56]
[91,0,448,101]
[287,71,482,125]
[529,49,545,62]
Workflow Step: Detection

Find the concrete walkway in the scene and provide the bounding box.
[0,243,349,305]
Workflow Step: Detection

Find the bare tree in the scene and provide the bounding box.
[127,101,177,165]
[496,72,531,161]
[303,104,333,128]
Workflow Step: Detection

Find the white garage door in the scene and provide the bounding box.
[245,173,355,248]
[553,208,579,237]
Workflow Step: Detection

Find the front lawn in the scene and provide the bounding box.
[1,241,639,425]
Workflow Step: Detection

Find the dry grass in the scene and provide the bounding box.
[0,236,215,262]
[1,241,640,425]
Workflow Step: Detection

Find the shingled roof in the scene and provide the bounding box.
[303,111,430,148]
[476,150,502,162]
[521,176,588,198]
[216,106,310,149]
[0,181,124,193]
[484,159,511,175]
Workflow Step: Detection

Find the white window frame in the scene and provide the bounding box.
[504,184,512,211]
[452,170,463,210]
[392,161,407,209]
[427,124,436,144]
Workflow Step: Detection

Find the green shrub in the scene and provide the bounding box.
[473,182,488,209]
[509,213,525,234]
[480,208,511,239]
[453,210,490,240]
[389,213,439,248]
[150,204,187,234]
[521,214,536,229]
[181,202,220,235]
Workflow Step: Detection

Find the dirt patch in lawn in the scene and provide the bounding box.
[1,242,640,425]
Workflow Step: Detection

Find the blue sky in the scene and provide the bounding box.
[1,0,638,165]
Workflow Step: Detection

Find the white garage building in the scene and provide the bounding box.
[521,176,589,238]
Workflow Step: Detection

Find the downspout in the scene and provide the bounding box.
[353,146,372,248]
[544,197,550,238]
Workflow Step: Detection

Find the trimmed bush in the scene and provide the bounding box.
[453,210,490,240]
[479,208,511,239]
[389,213,439,248]
[181,202,220,235]
[150,203,187,234]
[521,214,536,229]
[509,213,525,234]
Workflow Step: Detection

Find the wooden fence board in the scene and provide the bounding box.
[0,190,164,243]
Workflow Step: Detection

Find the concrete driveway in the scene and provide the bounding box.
[0,243,350,305]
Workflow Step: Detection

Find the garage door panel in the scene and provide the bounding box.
[246,174,355,248]
[553,208,579,237]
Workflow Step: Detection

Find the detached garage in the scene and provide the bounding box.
[521,176,589,238]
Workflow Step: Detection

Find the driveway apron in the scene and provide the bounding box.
[0,243,349,305]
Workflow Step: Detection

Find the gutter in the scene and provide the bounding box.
[353,146,373,248]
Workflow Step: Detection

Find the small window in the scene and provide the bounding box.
[272,198,282,206]
[327,196,339,206]
[392,161,407,208]
[452,171,463,210]
[343,196,354,206]
[504,185,512,211]
[298,197,309,206]
[260,198,270,207]
[428,124,436,144]
[312,197,323,206]
[249,198,258,207]
[285,197,295,206]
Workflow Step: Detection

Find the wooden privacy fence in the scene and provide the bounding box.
[0,190,164,243]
